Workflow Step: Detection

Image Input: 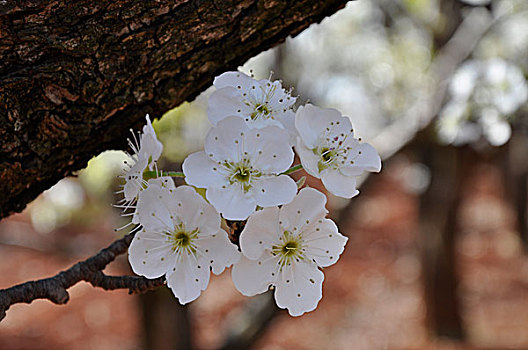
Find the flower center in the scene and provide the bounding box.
[281,241,299,257]
[234,167,251,182]
[315,131,354,172]
[251,103,271,120]
[174,232,190,247]
[272,230,304,267]
[167,222,199,254]
[316,145,343,172]
[225,159,261,192]
[320,147,336,162]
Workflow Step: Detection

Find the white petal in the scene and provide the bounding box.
[274,262,324,317]
[239,207,280,260]
[206,183,256,220]
[183,151,228,189]
[343,143,381,174]
[141,137,163,170]
[136,184,173,231]
[123,156,148,202]
[128,229,175,279]
[197,229,240,275]
[252,175,297,208]
[303,219,348,267]
[132,211,140,225]
[232,255,278,296]
[169,186,222,235]
[263,80,296,109]
[295,104,352,149]
[321,170,359,199]
[295,140,320,178]
[204,117,249,164]
[207,87,251,126]
[246,115,285,130]
[279,109,298,145]
[166,254,210,304]
[139,115,163,170]
[148,176,176,201]
[481,113,512,146]
[246,126,293,174]
[214,71,255,90]
[279,188,327,233]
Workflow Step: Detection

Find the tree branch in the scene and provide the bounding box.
[0,231,164,321]
[0,0,350,220]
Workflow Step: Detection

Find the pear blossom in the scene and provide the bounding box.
[479,58,528,115]
[208,71,297,143]
[448,59,528,114]
[183,116,297,220]
[437,59,527,147]
[479,108,512,147]
[448,60,480,102]
[295,104,381,198]
[436,100,480,146]
[128,182,240,304]
[232,188,348,316]
[122,115,163,204]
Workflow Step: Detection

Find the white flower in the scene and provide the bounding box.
[183,116,297,220]
[295,104,381,198]
[231,188,348,316]
[480,58,528,115]
[122,115,163,204]
[479,108,512,147]
[208,71,297,143]
[438,59,527,147]
[448,60,480,102]
[128,182,240,304]
[437,100,480,146]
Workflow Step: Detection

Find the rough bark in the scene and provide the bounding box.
[0,0,349,219]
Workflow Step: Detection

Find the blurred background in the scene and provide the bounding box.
[1,0,528,349]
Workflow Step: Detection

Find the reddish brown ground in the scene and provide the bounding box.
[1,155,528,349]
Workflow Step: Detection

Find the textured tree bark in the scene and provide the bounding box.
[0,0,349,219]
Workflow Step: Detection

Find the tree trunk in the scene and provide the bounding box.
[0,0,348,219]
[140,288,193,350]
[504,125,528,248]
[418,140,467,340]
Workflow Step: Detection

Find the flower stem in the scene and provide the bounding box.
[143,170,185,178]
[281,164,303,175]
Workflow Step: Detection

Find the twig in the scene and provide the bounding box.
[0,232,165,321]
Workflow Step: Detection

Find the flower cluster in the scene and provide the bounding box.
[437,58,528,147]
[120,71,381,316]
